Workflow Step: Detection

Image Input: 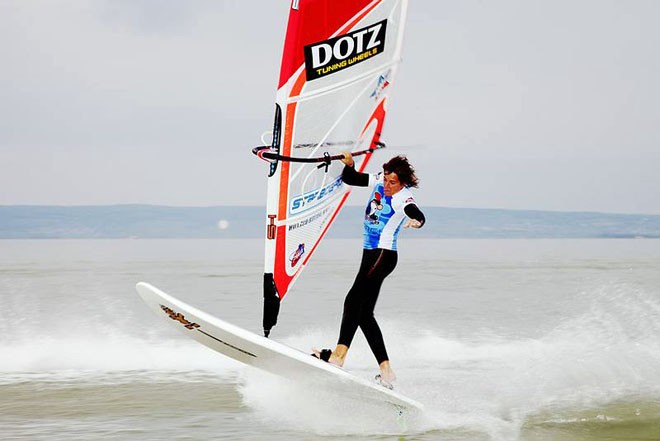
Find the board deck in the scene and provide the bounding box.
[136,282,423,412]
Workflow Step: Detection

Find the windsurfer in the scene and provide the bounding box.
[313,153,425,389]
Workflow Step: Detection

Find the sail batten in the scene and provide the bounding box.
[255,0,409,336]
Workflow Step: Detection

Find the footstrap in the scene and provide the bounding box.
[312,349,333,362]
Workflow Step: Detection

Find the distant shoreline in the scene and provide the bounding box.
[1,205,659,239]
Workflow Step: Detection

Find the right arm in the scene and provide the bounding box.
[340,152,370,187]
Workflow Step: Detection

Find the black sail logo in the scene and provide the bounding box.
[304,19,387,81]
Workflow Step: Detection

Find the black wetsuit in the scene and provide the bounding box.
[338,165,425,364]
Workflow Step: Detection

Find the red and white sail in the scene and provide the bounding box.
[256,0,409,336]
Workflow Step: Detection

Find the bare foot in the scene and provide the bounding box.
[379,370,396,384]
[375,374,395,390]
[378,361,396,384]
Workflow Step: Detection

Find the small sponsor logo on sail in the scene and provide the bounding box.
[304,19,387,81]
[289,243,305,267]
[370,71,391,100]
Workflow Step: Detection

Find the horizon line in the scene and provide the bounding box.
[1,203,659,217]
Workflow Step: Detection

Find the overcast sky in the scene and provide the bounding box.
[1,1,658,214]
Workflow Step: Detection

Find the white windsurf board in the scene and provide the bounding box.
[136,282,423,412]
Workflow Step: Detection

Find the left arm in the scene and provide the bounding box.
[404,204,425,228]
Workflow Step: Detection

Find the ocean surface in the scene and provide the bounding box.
[1,238,659,440]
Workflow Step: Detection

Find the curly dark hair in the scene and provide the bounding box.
[382,155,419,188]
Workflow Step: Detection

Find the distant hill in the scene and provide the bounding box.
[0,205,659,239]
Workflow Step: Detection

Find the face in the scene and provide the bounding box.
[383,172,404,196]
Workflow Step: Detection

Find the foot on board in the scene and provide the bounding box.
[374,374,394,390]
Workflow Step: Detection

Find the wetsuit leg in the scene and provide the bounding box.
[337,249,398,364]
[359,249,397,364]
[337,249,377,348]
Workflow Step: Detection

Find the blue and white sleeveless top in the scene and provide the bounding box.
[363,173,416,251]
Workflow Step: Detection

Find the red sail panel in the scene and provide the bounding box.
[278,0,377,89]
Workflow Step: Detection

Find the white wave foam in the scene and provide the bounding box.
[235,285,660,438]
[0,334,242,381]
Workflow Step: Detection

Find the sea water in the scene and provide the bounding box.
[1,238,659,440]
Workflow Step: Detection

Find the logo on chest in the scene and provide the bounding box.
[366,191,384,223]
[365,190,395,225]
